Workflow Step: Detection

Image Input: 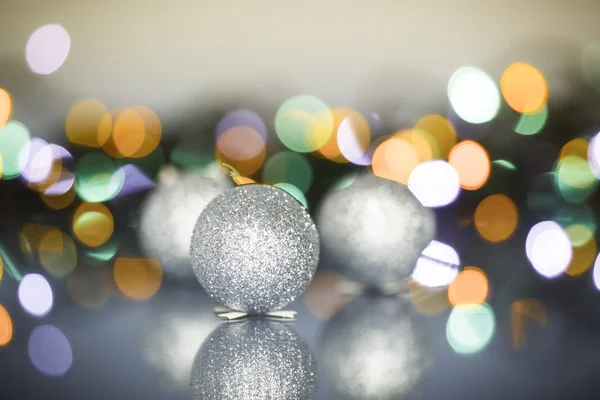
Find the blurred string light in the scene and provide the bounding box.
[104,106,162,159]
[304,271,353,320]
[510,299,547,350]
[66,99,112,148]
[67,267,114,309]
[0,120,31,180]
[448,140,490,190]
[474,194,519,243]
[408,160,460,207]
[0,88,12,128]
[514,105,548,135]
[113,257,162,301]
[216,125,265,176]
[39,230,77,277]
[448,267,489,306]
[18,273,53,317]
[274,95,333,153]
[26,24,71,75]
[216,109,267,142]
[273,183,308,209]
[315,108,370,164]
[581,42,600,92]
[412,240,460,288]
[587,132,600,178]
[414,114,457,159]
[447,66,500,124]
[74,152,125,202]
[28,325,72,376]
[501,62,548,114]
[0,305,12,346]
[262,151,313,193]
[372,137,420,185]
[526,221,572,278]
[446,303,495,355]
[73,202,114,247]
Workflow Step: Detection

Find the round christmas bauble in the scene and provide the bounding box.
[191,319,317,400]
[319,296,431,400]
[317,173,436,285]
[139,172,231,280]
[190,184,319,313]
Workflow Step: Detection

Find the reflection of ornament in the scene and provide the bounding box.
[319,296,431,400]
[317,173,436,286]
[142,288,219,392]
[191,319,317,399]
[139,171,231,280]
[191,184,319,313]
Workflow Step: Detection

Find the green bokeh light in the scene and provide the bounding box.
[446,303,496,355]
[492,159,517,171]
[262,151,313,193]
[554,155,598,204]
[274,183,308,209]
[553,204,596,246]
[514,106,548,135]
[75,152,124,203]
[84,235,119,262]
[0,120,31,180]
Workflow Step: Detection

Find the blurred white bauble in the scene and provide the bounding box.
[319,296,431,400]
[139,170,232,280]
[142,289,220,392]
[191,319,317,399]
[317,173,436,286]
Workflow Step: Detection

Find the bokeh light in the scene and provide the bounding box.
[564,227,596,277]
[262,151,313,193]
[593,253,600,290]
[492,159,517,171]
[448,267,489,306]
[588,132,600,178]
[510,298,547,350]
[41,185,76,210]
[501,62,548,114]
[20,223,60,253]
[114,257,162,301]
[216,109,267,142]
[74,152,125,202]
[18,138,59,186]
[304,271,353,320]
[449,140,490,190]
[412,240,460,288]
[0,120,31,180]
[0,88,12,129]
[0,256,3,282]
[110,106,162,159]
[274,95,334,153]
[66,99,112,148]
[25,24,71,75]
[414,114,457,159]
[39,230,77,277]
[447,66,500,124]
[446,303,495,355]
[474,194,519,243]
[554,155,597,204]
[581,42,600,92]
[560,138,588,160]
[337,115,372,165]
[215,126,266,176]
[372,138,420,185]
[43,167,75,196]
[514,105,548,135]
[18,273,53,317]
[0,305,12,346]
[408,160,460,207]
[73,202,114,247]
[526,221,572,278]
[409,283,451,316]
[28,325,72,376]
[274,183,308,209]
[84,236,119,263]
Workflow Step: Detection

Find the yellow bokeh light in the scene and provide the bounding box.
[511,298,547,350]
[114,257,162,301]
[559,138,588,161]
[372,138,419,185]
[448,267,489,306]
[394,129,435,163]
[112,108,146,157]
[449,140,490,190]
[501,62,548,114]
[314,108,354,163]
[130,106,162,158]
[73,202,114,248]
[66,99,112,148]
[40,184,76,210]
[304,271,353,320]
[414,114,457,159]
[0,88,12,129]
[474,194,519,243]
[0,305,12,346]
[20,223,61,253]
[565,232,596,277]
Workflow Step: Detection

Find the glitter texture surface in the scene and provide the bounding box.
[139,173,231,280]
[191,319,317,400]
[190,184,319,313]
[317,174,436,285]
[319,296,431,400]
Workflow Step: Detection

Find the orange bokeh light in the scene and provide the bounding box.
[394,129,434,163]
[0,305,12,346]
[449,140,490,190]
[559,138,588,161]
[414,114,457,159]
[66,99,113,148]
[40,185,76,210]
[372,138,419,185]
[501,62,548,114]
[566,235,597,277]
[216,126,266,176]
[114,257,162,301]
[112,108,146,157]
[474,194,519,243]
[448,267,489,306]
[0,88,12,129]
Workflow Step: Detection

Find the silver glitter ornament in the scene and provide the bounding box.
[190,319,317,400]
[317,173,436,286]
[191,184,319,313]
[319,296,431,400]
[142,288,220,393]
[139,171,231,280]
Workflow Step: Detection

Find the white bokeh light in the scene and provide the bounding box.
[25,24,71,75]
[412,240,460,288]
[588,132,600,178]
[18,274,54,317]
[337,118,371,166]
[593,253,600,291]
[526,221,572,278]
[448,66,500,124]
[408,160,461,207]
